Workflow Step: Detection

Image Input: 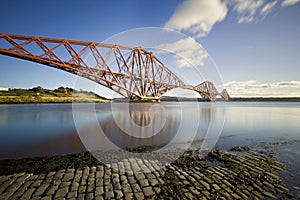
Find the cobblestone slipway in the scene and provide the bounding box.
[0,150,290,199]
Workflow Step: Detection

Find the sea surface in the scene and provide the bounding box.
[0,102,299,160]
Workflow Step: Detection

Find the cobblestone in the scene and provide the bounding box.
[0,149,292,199]
[95,186,104,196]
[54,185,69,198]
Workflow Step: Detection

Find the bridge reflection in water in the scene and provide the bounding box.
[2,102,223,159]
[97,103,181,151]
[75,102,221,153]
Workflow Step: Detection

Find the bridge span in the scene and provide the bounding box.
[0,33,229,101]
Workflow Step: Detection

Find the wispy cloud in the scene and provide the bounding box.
[164,0,282,37]
[231,0,278,23]
[281,0,300,7]
[224,80,300,97]
[164,0,228,38]
[155,38,208,68]
[260,1,278,15]
[232,0,264,23]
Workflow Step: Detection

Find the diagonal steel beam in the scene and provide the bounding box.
[0,33,229,101]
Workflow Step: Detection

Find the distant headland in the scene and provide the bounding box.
[1,87,299,104]
[160,96,300,102]
[0,86,110,104]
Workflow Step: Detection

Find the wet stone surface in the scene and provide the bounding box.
[0,148,297,199]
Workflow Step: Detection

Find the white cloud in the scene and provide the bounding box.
[260,1,277,14]
[163,0,281,37]
[231,0,264,23]
[276,81,300,87]
[281,0,300,7]
[155,38,208,68]
[231,0,278,23]
[164,0,228,38]
[224,80,300,97]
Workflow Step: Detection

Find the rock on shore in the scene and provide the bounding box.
[0,148,293,199]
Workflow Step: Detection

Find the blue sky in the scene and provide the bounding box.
[0,0,299,97]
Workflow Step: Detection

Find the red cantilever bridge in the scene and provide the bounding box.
[0,33,229,101]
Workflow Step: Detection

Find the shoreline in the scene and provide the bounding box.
[1,97,300,104]
[0,141,298,199]
[0,87,110,104]
[0,96,110,104]
[1,139,298,175]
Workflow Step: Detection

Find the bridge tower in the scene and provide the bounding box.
[0,33,229,101]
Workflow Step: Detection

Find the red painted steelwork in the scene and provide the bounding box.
[0,33,229,101]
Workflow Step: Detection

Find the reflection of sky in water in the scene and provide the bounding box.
[76,102,206,152]
[0,102,300,159]
[222,102,300,139]
[0,104,76,148]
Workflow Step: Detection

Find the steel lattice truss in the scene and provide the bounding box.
[194,81,219,101]
[220,89,230,101]
[193,81,230,101]
[0,33,229,101]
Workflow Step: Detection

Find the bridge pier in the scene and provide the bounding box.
[0,33,230,102]
[129,97,161,103]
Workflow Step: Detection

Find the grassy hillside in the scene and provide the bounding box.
[0,86,110,103]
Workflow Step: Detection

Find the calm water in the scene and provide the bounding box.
[0,102,300,160]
